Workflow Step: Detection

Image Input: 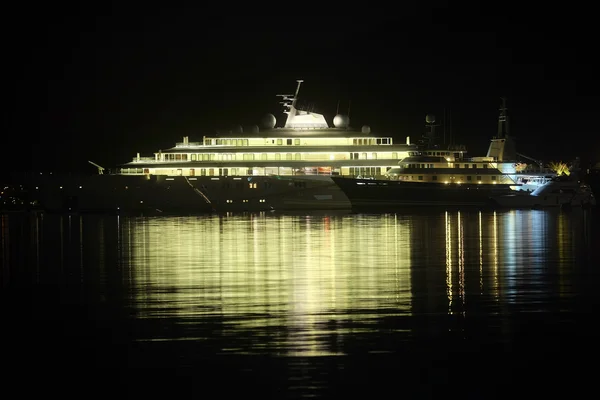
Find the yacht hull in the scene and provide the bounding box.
[12,173,351,213]
[331,177,513,211]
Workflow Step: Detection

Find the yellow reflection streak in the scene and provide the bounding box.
[492,212,499,301]
[124,214,413,357]
[557,213,571,298]
[457,211,465,313]
[445,211,452,314]
[478,212,483,293]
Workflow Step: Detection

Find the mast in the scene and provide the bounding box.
[498,96,509,138]
[443,107,446,145]
[277,79,304,128]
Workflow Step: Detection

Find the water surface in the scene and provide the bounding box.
[2,209,598,397]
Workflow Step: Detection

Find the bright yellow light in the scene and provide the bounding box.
[123,214,413,356]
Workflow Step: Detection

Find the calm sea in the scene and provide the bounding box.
[2,209,599,398]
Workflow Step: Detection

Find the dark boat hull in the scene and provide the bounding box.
[331,177,514,211]
[7,173,351,214]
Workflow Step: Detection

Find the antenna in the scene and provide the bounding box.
[448,110,453,146]
[347,100,351,118]
[277,79,304,128]
[336,100,340,115]
[498,96,509,138]
[443,107,446,145]
[292,79,303,109]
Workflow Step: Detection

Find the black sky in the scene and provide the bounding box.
[6,4,599,175]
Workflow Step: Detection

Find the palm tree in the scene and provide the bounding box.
[548,161,570,176]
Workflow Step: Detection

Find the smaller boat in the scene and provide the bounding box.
[491,175,596,209]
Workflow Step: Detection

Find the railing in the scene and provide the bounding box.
[175,142,203,147]
[130,157,157,162]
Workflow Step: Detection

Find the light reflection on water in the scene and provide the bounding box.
[122,213,413,357]
[1,208,598,395]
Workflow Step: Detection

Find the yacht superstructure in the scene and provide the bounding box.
[21,80,418,213]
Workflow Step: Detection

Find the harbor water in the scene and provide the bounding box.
[2,208,599,398]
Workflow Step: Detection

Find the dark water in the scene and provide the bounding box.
[2,209,599,398]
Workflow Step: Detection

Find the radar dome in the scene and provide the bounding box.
[425,114,436,124]
[333,114,350,128]
[261,113,276,129]
[250,124,260,134]
[234,124,243,133]
[361,125,371,134]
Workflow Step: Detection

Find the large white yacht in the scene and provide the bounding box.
[23,80,418,213]
[331,98,563,210]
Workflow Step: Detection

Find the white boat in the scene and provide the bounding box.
[17,80,419,213]
[331,98,592,211]
[331,98,547,210]
[491,175,597,208]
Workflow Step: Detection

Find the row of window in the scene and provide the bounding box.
[399,175,497,181]
[161,152,401,161]
[205,138,393,146]
[403,163,489,169]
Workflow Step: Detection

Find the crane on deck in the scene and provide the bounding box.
[88,160,105,175]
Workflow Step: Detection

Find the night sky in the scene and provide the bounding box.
[6,4,599,175]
